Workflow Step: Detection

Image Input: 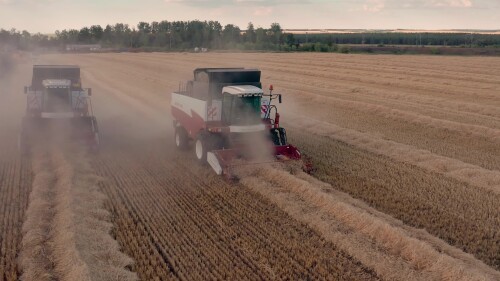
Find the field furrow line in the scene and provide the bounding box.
[96,159,180,281]
[288,115,500,193]
[114,157,277,279]
[291,130,500,270]
[0,157,32,281]
[94,155,244,279]
[195,54,500,102]
[92,145,381,280]
[239,165,500,281]
[95,156,263,280]
[143,159,330,280]
[267,73,500,123]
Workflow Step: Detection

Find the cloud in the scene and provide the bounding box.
[253,6,273,16]
[1,0,59,5]
[359,0,476,11]
[426,0,472,7]
[363,0,385,12]
[163,0,306,7]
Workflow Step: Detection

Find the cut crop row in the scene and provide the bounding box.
[0,158,32,281]
[93,145,380,281]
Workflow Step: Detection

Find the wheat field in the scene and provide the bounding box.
[0,52,498,280]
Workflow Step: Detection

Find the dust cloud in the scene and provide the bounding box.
[0,52,14,79]
[2,54,138,280]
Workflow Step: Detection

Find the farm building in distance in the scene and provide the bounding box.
[66,44,101,52]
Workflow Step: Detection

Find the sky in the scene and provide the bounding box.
[0,0,498,33]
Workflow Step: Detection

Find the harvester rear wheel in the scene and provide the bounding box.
[175,126,189,150]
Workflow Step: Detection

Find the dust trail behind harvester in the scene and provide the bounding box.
[19,126,137,281]
[0,52,13,79]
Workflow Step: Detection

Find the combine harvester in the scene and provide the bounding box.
[19,65,100,153]
[171,68,303,178]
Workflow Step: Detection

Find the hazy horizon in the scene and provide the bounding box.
[1,0,498,33]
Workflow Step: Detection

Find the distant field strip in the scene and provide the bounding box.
[288,115,500,193]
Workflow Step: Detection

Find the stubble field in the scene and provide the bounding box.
[0,52,498,280]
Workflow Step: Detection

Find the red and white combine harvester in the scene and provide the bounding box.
[171,68,302,178]
[20,65,100,153]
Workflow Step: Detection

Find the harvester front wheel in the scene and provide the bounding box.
[195,136,208,163]
[175,126,189,150]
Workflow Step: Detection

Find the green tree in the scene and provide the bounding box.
[269,23,282,45]
[78,27,92,43]
[90,25,103,42]
[255,27,267,45]
[245,22,256,43]
[285,33,295,47]
[222,24,241,47]
[137,22,151,33]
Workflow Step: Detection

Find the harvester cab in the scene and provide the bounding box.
[171,68,302,178]
[19,65,100,153]
[221,85,264,127]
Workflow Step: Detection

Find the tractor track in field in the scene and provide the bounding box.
[237,165,500,281]
[93,144,381,280]
[0,158,32,281]
[18,145,136,281]
[289,129,500,272]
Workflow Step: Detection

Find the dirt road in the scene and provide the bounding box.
[0,52,498,280]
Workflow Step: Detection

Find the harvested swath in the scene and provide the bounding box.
[269,74,500,128]
[290,130,500,270]
[238,165,500,281]
[19,148,58,281]
[287,115,500,194]
[19,145,137,281]
[91,144,380,281]
[0,158,32,281]
[279,85,500,141]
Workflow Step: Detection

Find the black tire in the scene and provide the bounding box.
[175,126,189,150]
[270,127,288,146]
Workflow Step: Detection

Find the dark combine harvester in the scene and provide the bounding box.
[19,65,100,153]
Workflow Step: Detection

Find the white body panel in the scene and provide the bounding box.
[26,90,44,111]
[41,112,75,118]
[222,85,264,96]
[43,79,71,88]
[261,97,271,118]
[207,152,223,175]
[229,124,266,133]
[172,93,207,120]
[208,100,222,122]
[171,92,222,122]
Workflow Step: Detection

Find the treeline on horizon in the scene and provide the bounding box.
[1,20,500,53]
